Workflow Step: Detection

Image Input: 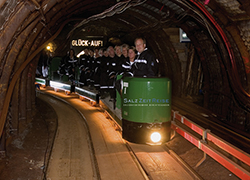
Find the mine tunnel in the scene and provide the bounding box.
[1,0,250,159]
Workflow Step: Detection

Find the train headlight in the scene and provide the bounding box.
[150,132,161,143]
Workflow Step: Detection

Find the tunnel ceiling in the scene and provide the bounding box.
[2,0,250,137]
[1,0,250,61]
[1,0,250,95]
[1,0,250,56]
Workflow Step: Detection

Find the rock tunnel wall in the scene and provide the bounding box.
[1,0,250,149]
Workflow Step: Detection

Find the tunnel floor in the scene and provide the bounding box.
[0,92,240,179]
[0,98,57,180]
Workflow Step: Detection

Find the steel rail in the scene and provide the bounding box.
[173,110,250,167]
[40,83,203,179]
[97,104,150,180]
[172,122,250,179]
[99,99,201,180]
[40,91,101,180]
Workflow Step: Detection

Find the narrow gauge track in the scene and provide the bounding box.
[103,108,202,180]
[172,96,250,154]
[39,92,100,180]
[40,88,145,180]
[99,93,243,179]
[40,88,199,180]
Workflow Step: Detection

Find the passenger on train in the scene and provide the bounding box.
[114,45,128,74]
[57,51,69,80]
[93,48,103,90]
[114,37,159,98]
[126,46,136,74]
[107,46,117,101]
[114,45,122,57]
[122,43,129,59]
[118,46,136,76]
[133,37,159,77]
[65,49,78,82]
[79,48,89,87]
[94,47,100,59]
[115,46,137,95]
[92,47,100,78]
[88,49,96,88]
[99,48,110,98]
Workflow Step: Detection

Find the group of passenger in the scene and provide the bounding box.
[57,48,78,81]
[57,37,159,100]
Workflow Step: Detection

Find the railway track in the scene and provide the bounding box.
[41,88,200,180]
[103,108,202,180]
[33,83,250,180]
[99,93,249,179]
[104,100,241,180]
[40,93,100,180]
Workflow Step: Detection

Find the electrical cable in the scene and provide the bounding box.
[67,0,146,38]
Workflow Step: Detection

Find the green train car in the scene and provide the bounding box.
[122,77,171,144]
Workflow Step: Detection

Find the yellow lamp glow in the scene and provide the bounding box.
[46,45,51,50]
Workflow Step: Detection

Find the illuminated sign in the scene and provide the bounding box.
[72,39,103,47]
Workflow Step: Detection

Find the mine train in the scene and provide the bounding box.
[121,77,171,144]
[36,59,171,145]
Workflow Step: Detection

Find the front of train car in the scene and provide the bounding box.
[121,77,172,145]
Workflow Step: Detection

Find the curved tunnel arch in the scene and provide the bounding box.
[1,0,250,146]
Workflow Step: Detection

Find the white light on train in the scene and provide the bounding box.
[150,132,161,143]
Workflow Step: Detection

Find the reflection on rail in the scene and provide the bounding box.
[172,110,250,179]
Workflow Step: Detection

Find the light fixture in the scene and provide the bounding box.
[46,42,56,52]
[150,132,161,143]
[46,45,51,50]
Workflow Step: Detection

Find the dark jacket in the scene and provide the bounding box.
[132,48,158,77]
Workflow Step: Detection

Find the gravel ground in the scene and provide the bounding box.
[0,98,57,180]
